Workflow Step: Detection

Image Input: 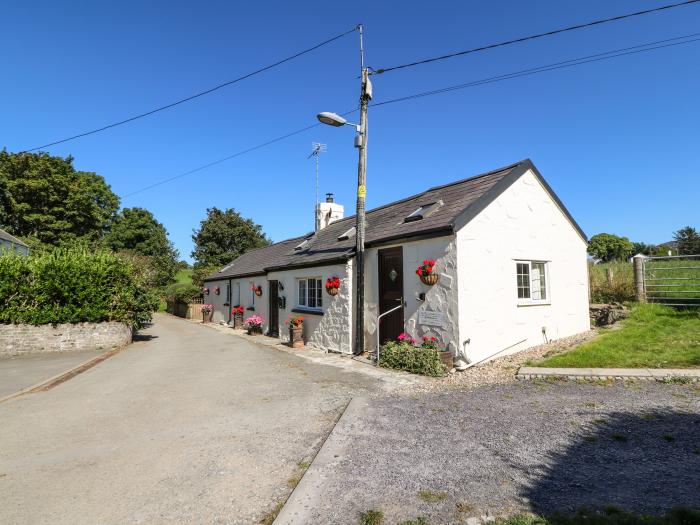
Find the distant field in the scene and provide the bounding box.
[175,268,193,285]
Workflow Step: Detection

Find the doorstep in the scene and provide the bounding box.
[517,366,700,381]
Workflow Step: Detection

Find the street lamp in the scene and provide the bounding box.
[316,24,372,357]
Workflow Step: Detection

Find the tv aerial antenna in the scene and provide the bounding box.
[308,142,327,231]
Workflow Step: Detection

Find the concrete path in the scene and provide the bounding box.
[0,313,384,525]
[0,350,108,399]
[517,366,700,381]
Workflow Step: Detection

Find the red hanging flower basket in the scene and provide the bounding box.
[325,276,341,296]
[415,260,439,285]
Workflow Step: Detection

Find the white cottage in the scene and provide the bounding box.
[203,159,590,367]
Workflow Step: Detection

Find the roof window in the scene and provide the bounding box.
[403,200,443,223]
[294,239,310,251]
[338,226,356,241]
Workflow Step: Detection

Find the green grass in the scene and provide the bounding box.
[537,304,700,369]
[495,507,700,525]
[359,509,384,525]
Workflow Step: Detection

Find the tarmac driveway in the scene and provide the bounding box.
[0,313,382,525]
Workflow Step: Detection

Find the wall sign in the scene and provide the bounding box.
[418,309,445,327]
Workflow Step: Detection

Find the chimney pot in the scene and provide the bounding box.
[325,193,334,203]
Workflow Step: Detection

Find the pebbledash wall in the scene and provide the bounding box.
[0,322,132,356]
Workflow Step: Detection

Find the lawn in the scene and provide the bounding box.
[537,304,700,369]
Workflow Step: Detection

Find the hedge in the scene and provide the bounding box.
[0,248,157,328]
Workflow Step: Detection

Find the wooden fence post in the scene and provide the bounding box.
[633,255,646,303]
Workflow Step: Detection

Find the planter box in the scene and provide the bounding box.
[439,350,453,370]
[289,326,304,348]
[202,311,212,323]
[233,314,243,329]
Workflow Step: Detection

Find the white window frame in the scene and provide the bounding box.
[515,260,550,306]
[296,277,323,311]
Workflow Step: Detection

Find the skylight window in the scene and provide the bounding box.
[294,239,309,251]
[338,226,356,241]
[403,200,443,223]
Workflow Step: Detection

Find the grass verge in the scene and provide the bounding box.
[537,304,699,368]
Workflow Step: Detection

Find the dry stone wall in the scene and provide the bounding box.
[0,322,132,356]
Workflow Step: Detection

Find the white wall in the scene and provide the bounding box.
[205,275,268,326]
[0,240,28,256]
[455,169,590,364]
[268,260,354,354]
[363,236,459,355]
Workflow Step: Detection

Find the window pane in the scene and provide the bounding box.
[316,278,323,308]
[298,279,306,306]
[532,262,547,300]
[308,278,316,308]
[516,263,530,299]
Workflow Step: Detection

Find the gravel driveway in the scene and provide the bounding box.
[281,380,700,524]
[0,313,384,525]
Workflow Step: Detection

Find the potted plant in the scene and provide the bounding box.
[201,304,214,323]
[231,305,244,329]
[422,335,452,369]
[244,314,264,335]
[325,276,341,296]
[252,284,263,297]
[416,259,439,285]
[285,315,305,348]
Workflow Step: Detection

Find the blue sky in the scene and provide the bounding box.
[2,1,699,262]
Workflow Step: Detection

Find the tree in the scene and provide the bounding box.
[673,226,700,255]
[587,233,634,262]
[105,207,179,288]
[191,207,270,284]
[0,150,119,246]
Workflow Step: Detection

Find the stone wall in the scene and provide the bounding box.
[0,322,132,356]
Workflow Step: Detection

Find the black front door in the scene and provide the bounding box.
[378,247,404,344]
[268,280,279,337]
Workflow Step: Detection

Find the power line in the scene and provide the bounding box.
[371,33,700,107]
[372,0,700,75]
[23,27,358,153]
[122,32,698,199]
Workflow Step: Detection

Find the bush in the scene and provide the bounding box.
[379,341,447,377]
[163,282,202,303]
[0,248,157,328]
[588,262,634,303]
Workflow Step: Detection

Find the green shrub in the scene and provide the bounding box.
[0,248,157,328]
[588,262,634,303]
[163,282,202,303]
[379,341,447,377]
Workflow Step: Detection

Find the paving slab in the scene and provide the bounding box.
[0,350,108,399]
[517,366,700,381]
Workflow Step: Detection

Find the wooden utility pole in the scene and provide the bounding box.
[354,24,371,355]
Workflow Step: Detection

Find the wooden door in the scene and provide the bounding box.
[268,280,279,337]
[378,247,404,344]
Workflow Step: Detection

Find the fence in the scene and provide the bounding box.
[634,254,700,307]
[166,297,204,319]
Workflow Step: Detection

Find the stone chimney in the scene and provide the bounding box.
[316,193,344,231]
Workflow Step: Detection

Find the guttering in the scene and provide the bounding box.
[363,226,454,249]
[263,255,352,273]
[202,271,266,283]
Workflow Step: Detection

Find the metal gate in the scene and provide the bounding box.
[643,255,700,306]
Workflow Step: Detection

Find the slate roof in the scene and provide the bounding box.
[0,228,28,247]
[204,159,585,281]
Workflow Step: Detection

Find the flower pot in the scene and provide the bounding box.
[233,314,243,329]
[254,289,263,297]
[289,325,304,348]
[202,311,212,323]
[439,350,453,370]
[326,287,339,296]
[247,327,262,336]
[420,274,439,286]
